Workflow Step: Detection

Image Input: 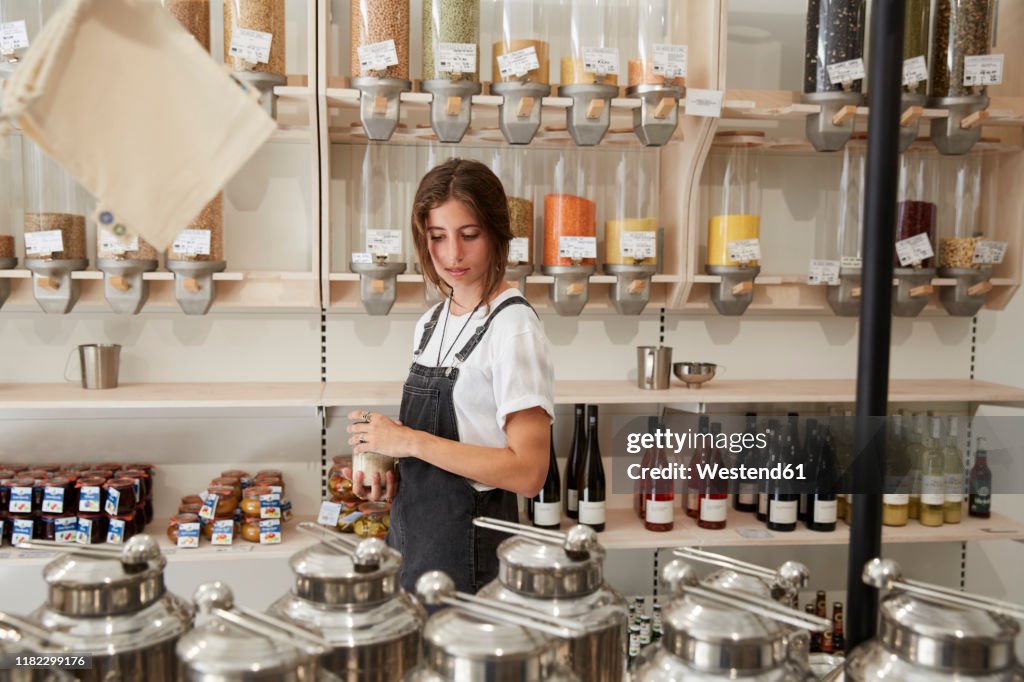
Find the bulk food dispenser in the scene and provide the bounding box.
[802,0,867,152]
[542,149,596,316]
[604,148,659,314]
[704,132,764,316]
[558,0,620,146]
[823,136,866,317]
[490,146,535,291]
[489,0,552,145]
[352,143,406,315]
[928,0,995,156]
[897,0,931,152]
[223,0,286,117]
[21,139,89,314]
[893,144,938,317]
[421,0,482,143]
[351,0,411,141]
[628,0,685,147]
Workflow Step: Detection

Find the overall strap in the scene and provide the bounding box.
[413,301,446,357]
[454,296,535,363]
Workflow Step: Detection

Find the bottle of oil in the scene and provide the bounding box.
[918,416,946,527]
[942,416,963,524]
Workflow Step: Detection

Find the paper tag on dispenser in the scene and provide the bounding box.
[438,43,477,74]
[351,252,373,265]
[807,260,841,285]
[653,44,687,79]
[317,500,343,527]
[973,241,1007,265]
[827,58,866,85]
[358,40,400,72]
[228,28,273,65]
[509,238,530,263]
[211,520,234,545]
[964,54,1004,87]
[684,89,723,118]
[0,21,30,54]
[497,46,540,78]
[841,256,863,269]
[902,56,928,87]
[366,230,402,255]
[895,233,934,266]
[583,47,620,76]
[621,232,657,259]
[558,236,596,260]
[100,228,139,255]
[727,239,761,263]
[171,230,211,257]
[25,230,64,256]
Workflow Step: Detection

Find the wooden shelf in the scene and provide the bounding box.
[0,383,323,410]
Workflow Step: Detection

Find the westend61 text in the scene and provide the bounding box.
[626,462,807,482]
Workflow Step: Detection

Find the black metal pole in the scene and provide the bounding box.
[846,0,906,650]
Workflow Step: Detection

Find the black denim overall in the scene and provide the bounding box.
[387,296,533,595]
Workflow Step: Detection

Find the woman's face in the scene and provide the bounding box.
[426,198,492,298]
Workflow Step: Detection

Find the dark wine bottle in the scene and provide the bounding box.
[576,405,606,532]
[756,421,779,523]
[532,426,561,529]
[733,412,759,512]
[564,403,585,520]
[767,433,799,532]
[806,419,838,532]
[968,438,992,518]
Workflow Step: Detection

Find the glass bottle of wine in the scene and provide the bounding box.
[532,426,561,529]
[576,405,606,532]
[564,403,586,520]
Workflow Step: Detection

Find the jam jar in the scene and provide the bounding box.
[181,494,204,508]
[205,486,239,516]
[167,513,200,544]
[353,501,390,539]
[241,517,262,543]
[210,477,242,501]
[253,475,285,497]
[179,502,203,516]
[116,469,151,501]
[220,470,252,489]
[0,514,12,545]
[240,486,274,517]
[76,513,108,544]
[37,514,78,542]
[22,469,50,481]
[82,469,114,480]
[5,478,36,515]
[97,462,123,473]
[203,514,239,540]
[328,456,360,504]
[107,512,139,543]
[0,469,16,480]
[102,478,137,516]
[40,476,76,515]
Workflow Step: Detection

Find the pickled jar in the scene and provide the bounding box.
[606,149,658,266]
[490,147,535,266]
[705,132,763,268]
[561,0,619,86]
[929,0,995,99]
[544,150,596,267]
[353,501,390,538]
[937,150,997,270]
[422,0,480,82]
[328,455,360,503]
[804,0,867,94]
[895,148,938,269]
[21,138,89,261]
[631,0,685,88]
[336,501,362,533]
[241,486,273,517]
[489,0,551,84]
[223,0,286,76]
[351,0,410,80]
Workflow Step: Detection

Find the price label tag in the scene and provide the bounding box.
[106,519,126,545]
[318,500,343,527]
[12,519,33,547]
[964,54,1004,87]
[103,487,120,516]
[0,20,30,55]
[438,42,477,74]
[79,486,101,513]
[260,493,281,519]
[684,88,724,118]
[211,520,234,545]
[100,228,139,255]
[177,522,200,548]
[509,238,530,263]
[827,58,866,85]
[902,55,928,87]
[351,252,373,265]
[497,46,540,79]
[807,260,841,285]
[8,487,31,514]
[583,47,620,76]
[973,240,1008,265]
[42,487,65,514]
[25,230,64,256]
[54,517,77,544]
[895,233,934,267]
[841,256,863,269]
[171,229,212,257]
[198,495,218,521]
[259,519,282,544]
[621,232,657,259]
[653,44,687,79]
[366,229,402,255]
[358,39,399,72]
[727,238,761,263]
[228,27,273,65]
[558,236,597,260]
[76,517,93,545]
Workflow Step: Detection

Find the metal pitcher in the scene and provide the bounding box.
[266,523,426,681]
[636,346,672,390]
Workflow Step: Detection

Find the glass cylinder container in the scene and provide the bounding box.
[632,0,683,88]
[705,133,763,268]
[804,0,867,94]
[351,0,410,80]
[895,148,938,269]
[166,196,224,262]
[826,137,866,266]
[544,150,596,267]
[902,0,930,94]
[163,0,211,52]
[605,149,658,266]
[21,139,88,261]
[422,0,480,82]
[937,150,994,270]
[929,0,995,98]
[0,134,13,260]
[354,143,403,264]
[561,0,619,87]
[223,0,286,76]
[490,147,534,265]
[489,0,551,84]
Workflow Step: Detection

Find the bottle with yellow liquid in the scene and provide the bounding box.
[906,414,924,519]
[918,417,946,527]
[943,416,964,524]
[883,411,910,527]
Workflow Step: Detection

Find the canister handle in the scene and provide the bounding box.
[673,547,810,597]
[416,570,588,639]
[661,560,831,632]
[473,516,598,561]
[16,534,162,566]
[0,612,75,648]
[864,558,1024,620]
[295,521,384,572]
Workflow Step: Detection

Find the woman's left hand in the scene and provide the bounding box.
[346,410,416,458]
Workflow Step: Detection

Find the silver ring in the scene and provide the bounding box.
[360,410,371,422]
[358,435,366,445]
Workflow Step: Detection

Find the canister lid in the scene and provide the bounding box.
[703,568,773,598]
[177,617,310,677]
[497,536,604,598]
[290,537,402,606]
[879,592,1019,674]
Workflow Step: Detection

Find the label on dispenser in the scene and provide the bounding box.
[973,241,1007,265]
[100,228,138,255]
[583,47,620,76]
[259,519,282,544]
[79,486,101,513]
[497,46,540,79]
[171,229,212,257]
[358,39,399,72]
[55,517,77,544]
[0,20,29,54]
[827,58,866,85]
[24,230,64,256]
[841,256,863,269]
[229,27,273,65]
[621,232,657,259]
[317,500,343,527]
[558,236,596,260]
[684,88,723,118]
[366,229,402,255]
[807,260,840,285]
[260,493,282,519]
[964,54,1004,87]
[11,519,33,547]
[106,519,126,545]
[211,520,235,545]
[895,233,934,267]
[104,488,120,517]
[351,252,374,265]
[902,56,928,87]
[727,238,761,263]
[438,43,477,75]
[653,44,688,79]
[509,238,530,263]
[8,487,31,514]
[177,522,200,548]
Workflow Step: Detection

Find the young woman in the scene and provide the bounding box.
[346,158,554,594]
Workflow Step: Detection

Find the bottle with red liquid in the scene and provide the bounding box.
[634,417,657,519]
[733,412,759,513]
[697,422,728,530]
[685,416,710,518]
[643,421,675,532]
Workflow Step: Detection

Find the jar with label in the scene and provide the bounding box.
[804,0,867,95]
[223,0,285,76]
[929,0,995,98]
[221,469,252,488]
[253,474,285,497]
[351,0,410,80]
[181,494,204,508]
[902,0,930,95]
[5,477,35,515]
[116,469,151,503]
[21,138,89,262]
[106,511,139,543]
[336,501,362,533]
[352,144,406,270]
[241,516,262,542]
[102,478,137,517]
[895,148,938,269]
[210,476,242,501]
[422,0,479,83]
[544,150,596,267]
[241,486,274,517]
[328,456,361,504]
[605,150,658,267]
[206,485,239,517]
[705,132,763,268]
[202,515,239,540]
[167,512,200,544]
[489,0,551,85]
[77,513,108,544]
[353,501,390,538]
[938,150,997,271]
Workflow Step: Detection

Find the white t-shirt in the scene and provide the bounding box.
[411,288,555,491]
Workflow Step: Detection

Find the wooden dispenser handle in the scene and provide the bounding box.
[183,277,201,294]
[586,98,605,120]
[960,110,990,129]
[900,106,924,127]
[968,280,993,297]
[731,281,754,296]
[446,96,462,116]
[566,282,585,296]
[831,105,858,126]
[373,96,388,116]
[627,279,647,295]
[109,276,131,292]
[38,276,60,291]
[653,97,674,120]
[909,284,934,298]
[516,97,536,118]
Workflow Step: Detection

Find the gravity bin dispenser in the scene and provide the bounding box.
[489,0,551,145]
[351,0,412,141]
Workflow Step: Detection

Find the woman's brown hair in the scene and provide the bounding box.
[411,158,511,306]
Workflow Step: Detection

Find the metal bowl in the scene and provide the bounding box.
[672,362,717,388]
